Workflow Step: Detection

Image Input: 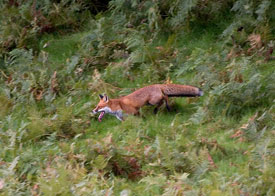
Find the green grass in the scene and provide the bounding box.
[39,32,89,65]
[1,1,274,194]
[1,23,274,196]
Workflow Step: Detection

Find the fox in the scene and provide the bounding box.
[92,84,203,121]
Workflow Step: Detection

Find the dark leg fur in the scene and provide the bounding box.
[163,95,171,112]
[135,111,146,119]
[135,111,141,116]
[165,103,171,112]
[154,100,163,114]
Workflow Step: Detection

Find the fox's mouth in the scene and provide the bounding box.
[98,111,105,122]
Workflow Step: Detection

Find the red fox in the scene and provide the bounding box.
[92,84,203,121]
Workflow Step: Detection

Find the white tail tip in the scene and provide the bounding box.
[199,89,204,96]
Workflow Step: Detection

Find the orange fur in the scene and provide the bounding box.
[93,84,203,121]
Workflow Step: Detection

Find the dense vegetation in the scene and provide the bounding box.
[0,0,274,195]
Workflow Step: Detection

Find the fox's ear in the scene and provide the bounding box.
[103,94,109,102]
[99,94,104,99]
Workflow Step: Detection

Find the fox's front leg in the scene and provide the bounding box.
[153,100,164,114]
[116,111,124,121]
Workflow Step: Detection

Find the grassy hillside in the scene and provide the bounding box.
[0,0,274,195]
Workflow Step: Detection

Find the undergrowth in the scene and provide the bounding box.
[0,0,274,195]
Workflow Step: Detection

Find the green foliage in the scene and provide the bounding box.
[0,94,13,118]
[0,0,274,195]
[222,0,274,45]
[176,46,274,117]
[0,0,91,53]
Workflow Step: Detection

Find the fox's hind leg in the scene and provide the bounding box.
[163,95,171,112]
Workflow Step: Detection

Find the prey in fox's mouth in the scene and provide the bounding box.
[97,111,105,122]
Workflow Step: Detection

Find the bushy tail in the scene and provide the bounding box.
[161,84,203,97]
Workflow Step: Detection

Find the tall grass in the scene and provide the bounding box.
[0,0,274,195]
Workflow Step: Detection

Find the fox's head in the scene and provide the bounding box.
[92,94,124,122]
[92,94,110,121]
